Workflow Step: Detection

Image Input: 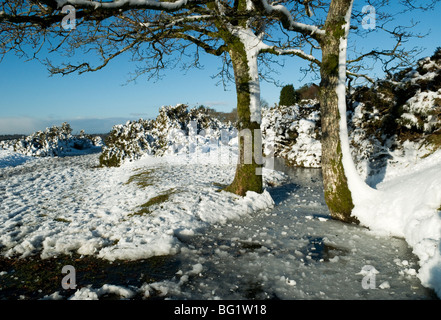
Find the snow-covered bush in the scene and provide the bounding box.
[0,122,102,157]
[391,49,441,135]
[99,104,237,167]
[100,50,441,176]
[347,48,441,181]
[261,100,321,168]
[260,49,441,183]
[99,118,159,167]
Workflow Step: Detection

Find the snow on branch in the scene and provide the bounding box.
[260,46,321,66]
[251,0,324,38]
[54,0,193,11]
[164,14,214,28]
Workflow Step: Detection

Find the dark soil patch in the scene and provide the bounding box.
[0,254,180,300]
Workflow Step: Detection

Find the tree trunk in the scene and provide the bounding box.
[318,0,358,223]
[224,42,263,196]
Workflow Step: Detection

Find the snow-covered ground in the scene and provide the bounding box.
[0,143,277,262]
[130,160,435,300]
[1,140,440,299]
[0,150,34,169]
[353,148,441,297]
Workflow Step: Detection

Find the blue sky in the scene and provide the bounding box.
[1,46,309,134]
[0,2,440,134]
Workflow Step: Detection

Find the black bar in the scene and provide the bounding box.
[0,299,438,318]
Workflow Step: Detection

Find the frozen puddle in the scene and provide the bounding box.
[153,162,437,300]
[0,154,437,299]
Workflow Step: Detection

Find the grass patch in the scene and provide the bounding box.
[130,189,176,217]
[212,182,229,192]
[420,130,441,159]
[427,130,441,150]
[125,169,157,189]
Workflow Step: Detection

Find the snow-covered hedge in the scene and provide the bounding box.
[0,122,103,157]
[101,102,323,169]
[99,104,237,167]
[100,49,441,177]
[261,100,321,168]
[261,48,440,182]
[347,48,441,182]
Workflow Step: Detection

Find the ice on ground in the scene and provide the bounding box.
[1,133,441,299]
[123,163,435,300]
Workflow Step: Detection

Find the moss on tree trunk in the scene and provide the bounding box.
[318,0,358,224]
[223,41,263,196]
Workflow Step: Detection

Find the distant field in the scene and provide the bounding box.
[0,133,109,142]
[0,135,26,142]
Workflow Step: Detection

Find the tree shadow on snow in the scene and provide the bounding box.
[364,152,393,188]
[266,182,301,206]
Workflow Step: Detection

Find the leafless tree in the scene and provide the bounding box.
[1,0,437,209]
[251,0,439,222]
[0,0,316,196]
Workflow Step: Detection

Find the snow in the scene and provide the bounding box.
[56,0,189,11]
[227,24,320,125]
[1,65,441,299]
[258,0,325,36]
[261,102,321,168]
[0,123,102,158]
[62,284,135,300]
[406,90,441,114]
[117,161,434,300]
[1,142,439,300]
[290,118,321,166]
[332,2,441,297]
[99,104,237,166]
[0,146,280,262]
[229,26,265,124]
[336,0,378,205]
[352,148,441,296]
[399,89,441,132]
[1,102,441,299]
[0,150,34,168]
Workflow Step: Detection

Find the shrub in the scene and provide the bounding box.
[0,122,101,157]
[99,104,236,167]
[279,84,299,106]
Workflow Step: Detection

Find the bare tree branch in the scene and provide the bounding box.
[251,0,325,39]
